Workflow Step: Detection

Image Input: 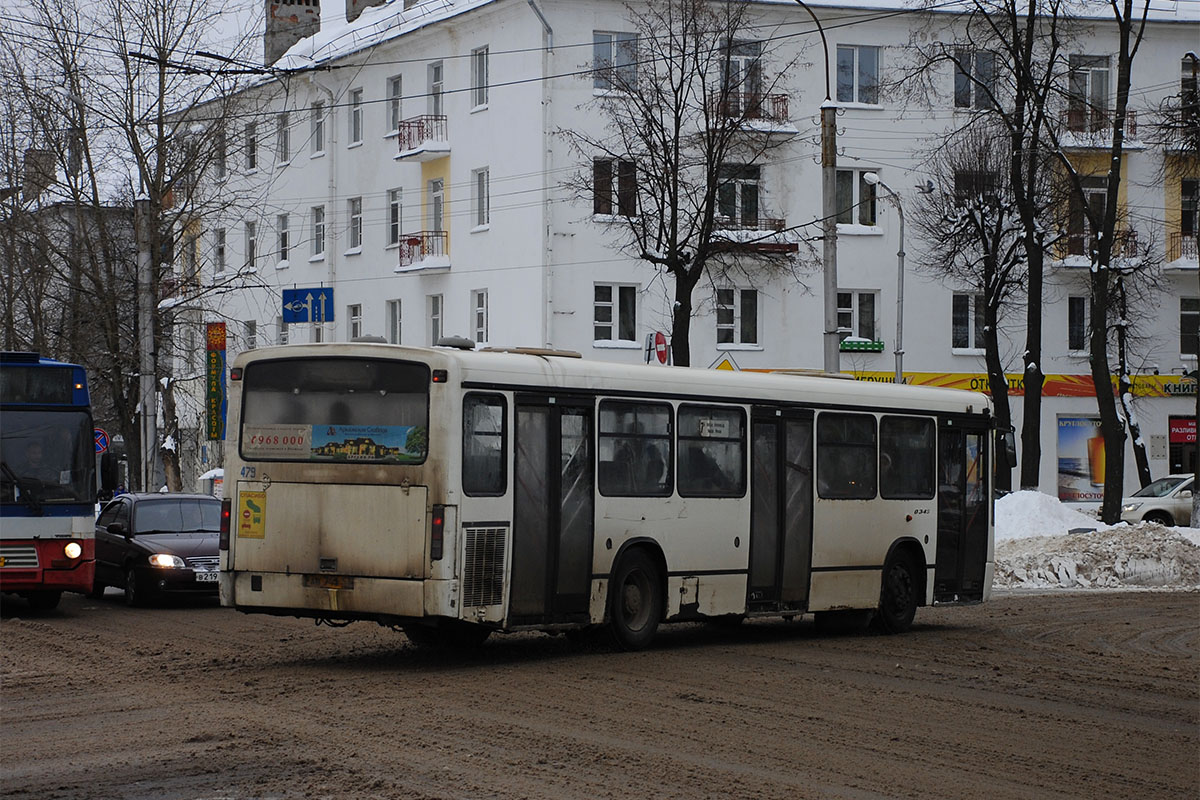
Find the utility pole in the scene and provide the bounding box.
[794,1,840,374]
[135,195,156,491]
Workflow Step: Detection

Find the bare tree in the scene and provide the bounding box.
[561,0,808,366]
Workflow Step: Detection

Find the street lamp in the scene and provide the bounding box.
[862,172,904,384]
[792,0,839,375]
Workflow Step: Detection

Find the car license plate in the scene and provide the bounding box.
[194,571,218,583]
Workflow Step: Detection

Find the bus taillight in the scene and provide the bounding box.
[430,504,445,561]
[219,498,232,551]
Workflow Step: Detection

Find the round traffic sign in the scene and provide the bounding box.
[94,428,109,453]
[654,331,668,364]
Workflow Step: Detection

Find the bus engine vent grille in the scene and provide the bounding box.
[462,526,507,607]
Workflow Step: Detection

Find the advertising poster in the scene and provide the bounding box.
[1057,416,1105,502]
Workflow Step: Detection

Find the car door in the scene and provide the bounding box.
[93,498,130,585]
[1172,478,1194,525]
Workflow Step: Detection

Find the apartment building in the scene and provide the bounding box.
[192,0,1198,498]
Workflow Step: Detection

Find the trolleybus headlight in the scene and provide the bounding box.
[148,553,186,568]
[63,542,82,559]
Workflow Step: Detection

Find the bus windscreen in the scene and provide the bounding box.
[0,410,96,505]
[239,357,430,464]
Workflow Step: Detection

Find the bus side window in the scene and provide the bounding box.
[463,394,507,496]
[879,416,935,499]
[816,413,877,499]
[597,400,672,497]
[677,405,745,497]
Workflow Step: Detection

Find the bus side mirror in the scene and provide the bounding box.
[997,431,1017,469]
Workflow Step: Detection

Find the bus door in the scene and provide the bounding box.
[510,396,594,624]
[748,408,813,613]
[934,419,989,602]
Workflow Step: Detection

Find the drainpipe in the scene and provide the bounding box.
[309,73,338,339]
[528,0,554,347]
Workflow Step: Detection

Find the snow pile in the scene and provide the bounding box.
[993,491,1200,590]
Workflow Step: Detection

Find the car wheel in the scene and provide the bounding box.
[873,551,919,635]
[26,591,62,611]
[124,566,150,607]
[1143,511,1174,527]
[607,549,663,651]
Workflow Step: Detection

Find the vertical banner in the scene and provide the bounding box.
[206,322,227,441]
[1057,416,1104,502]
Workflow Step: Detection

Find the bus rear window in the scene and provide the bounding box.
[240,357,429,464]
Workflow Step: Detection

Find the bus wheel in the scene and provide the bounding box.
[608,549,662,651]
[26,591,62,611]
[874,552,918,634]
[87,580,106,600]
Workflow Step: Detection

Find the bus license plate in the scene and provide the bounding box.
[304,574,354,590]
[194,572,218,583]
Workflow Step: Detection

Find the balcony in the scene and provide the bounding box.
[395,231,449,272]
[1061,108,1138,147]
[713,92,790,124]
[1061,227,1139,261]
[1167,231,1198,263]
[712,217,798,254]
[394,115,449,161]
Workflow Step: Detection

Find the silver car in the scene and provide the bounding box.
[1120,475,1194,527]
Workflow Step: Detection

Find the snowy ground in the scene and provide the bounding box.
[994,490,1200,590]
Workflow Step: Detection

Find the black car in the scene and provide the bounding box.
[93,493,221,606]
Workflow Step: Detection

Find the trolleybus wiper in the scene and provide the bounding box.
[0,459,43,516]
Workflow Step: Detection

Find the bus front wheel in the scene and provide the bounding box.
[607,549,663,651]
[26,591,62,611]
[874,551,919,634]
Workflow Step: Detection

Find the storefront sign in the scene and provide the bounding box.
[206,322,226,441]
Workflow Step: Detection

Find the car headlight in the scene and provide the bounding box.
[63,542,82,559]
[1121,502,1142,513]
[148,553,186,568]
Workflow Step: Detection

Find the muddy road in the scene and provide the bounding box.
[2,590,1196,800]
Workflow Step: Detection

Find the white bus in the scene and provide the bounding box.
[219,342,1006,650]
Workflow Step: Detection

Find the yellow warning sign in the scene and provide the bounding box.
[237,491,266,539]
[710,355,740,371]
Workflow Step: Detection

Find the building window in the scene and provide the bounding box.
[1068,296,1088,352]
[954,170,999,208]
[243,320,257,350]
[720,39,762,115]
[349,87,363,144]
[1182,298,1199,357]
[276,112,290,163]
[1067,176,1107,255]
[952,293,986,350]
[214,228,226,274]
[717,288,758,345]
[277,315,288,345]
[348,304,362,340]
[428,179,444,232]
[836,169,877,225]
[388,189,402,246]
[472,289,488,343]
[593,31,637,91]
[594,284,636,342]
[837,290,877,342]
[387,299,402,344]
[311,101,325,154]
[471,46,488,108]
[348,197,363,250]
[388,75,403,131]
[244,122,257,170]
[1068,55,1110,131]
[954,50,997,110]
[717,164,760,227]
[244,221,256,270]
[428,62,443,116]
[276,213,289,263]
[1182,179,1198,239]
[429,294,443,345]
[311,206,325,257]
[593,158,637,216]
[472,168,489,227]
[836,45,879,104]
[313,325,324,343]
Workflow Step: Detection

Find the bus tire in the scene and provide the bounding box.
[88,580,106,600]
[607,549,663,651]
[26,591,62,611]
[874,551,919,634]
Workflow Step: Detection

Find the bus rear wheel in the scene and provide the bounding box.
[26,591,62,611]
[874,551,919,634]
[607,549,663,651]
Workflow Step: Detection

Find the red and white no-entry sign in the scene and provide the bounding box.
[654,331,668,364]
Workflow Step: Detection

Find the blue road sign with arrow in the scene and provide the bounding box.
[282,287,334,324]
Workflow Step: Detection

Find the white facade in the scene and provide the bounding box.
[196,0,1199,498]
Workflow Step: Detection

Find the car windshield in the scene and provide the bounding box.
[135,499,221,533]
[1131,477,1191,498]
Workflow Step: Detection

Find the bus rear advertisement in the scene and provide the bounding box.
[219,342,1008,650]
[1,351,98,610]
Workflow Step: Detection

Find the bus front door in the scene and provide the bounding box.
[511,398,594,625]
[934,421,989,603]
[748,410,814,614]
